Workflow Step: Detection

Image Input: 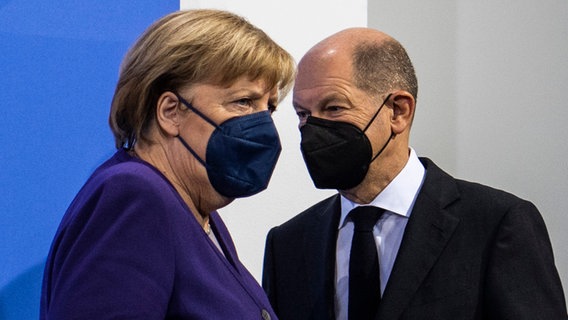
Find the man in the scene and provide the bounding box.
[262,27,567,320]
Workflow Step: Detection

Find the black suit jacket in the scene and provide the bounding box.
[263,158,567,319]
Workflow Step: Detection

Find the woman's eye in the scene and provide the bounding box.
[235,98,253,107]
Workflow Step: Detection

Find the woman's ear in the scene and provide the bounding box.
[156,91,181,137]
[389,90,415,135]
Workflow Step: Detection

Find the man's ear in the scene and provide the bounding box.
[389,90,415,135]
[156,91,181,137]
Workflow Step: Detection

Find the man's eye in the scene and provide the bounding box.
[268,103,277,114]
[296,111,309,119]
[325,106,341,112]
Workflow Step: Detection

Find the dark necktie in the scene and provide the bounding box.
[348,206,384,320]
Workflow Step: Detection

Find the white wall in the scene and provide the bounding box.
[369,0,568,297]
[180,0,367,280]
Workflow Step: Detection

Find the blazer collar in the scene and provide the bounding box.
[377,158,461,320]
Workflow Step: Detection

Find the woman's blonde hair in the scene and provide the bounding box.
[109,9,295,149]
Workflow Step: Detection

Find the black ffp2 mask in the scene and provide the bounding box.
[299,95,393,190]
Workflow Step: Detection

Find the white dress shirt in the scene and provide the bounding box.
[334,148,425,319]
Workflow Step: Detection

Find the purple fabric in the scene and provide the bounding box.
[40,149,276,319]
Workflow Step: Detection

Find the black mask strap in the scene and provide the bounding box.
[362,93,395,162]
[362,93,392,133]
[371,131,395,162]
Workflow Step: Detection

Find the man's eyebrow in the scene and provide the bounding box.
[293,92,348,110]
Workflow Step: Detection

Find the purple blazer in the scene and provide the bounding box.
[41,149,276,320]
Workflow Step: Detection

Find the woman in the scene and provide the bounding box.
[40,9,294,319]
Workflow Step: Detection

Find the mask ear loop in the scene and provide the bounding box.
[371,131,395,162]
[177,135,206,167]
[362,93,392,133]
[174,92,219,129]
[364,93,395,162]
[173,92,218,167]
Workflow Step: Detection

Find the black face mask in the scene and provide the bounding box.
[300,94,393,190]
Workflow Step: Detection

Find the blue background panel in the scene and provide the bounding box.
[0,1,178,318]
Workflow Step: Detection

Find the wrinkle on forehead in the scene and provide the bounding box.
[294,49,353,100]
[298,27,391,71]
[294,28,392,110]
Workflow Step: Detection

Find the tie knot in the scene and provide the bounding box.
[349,206,383,232]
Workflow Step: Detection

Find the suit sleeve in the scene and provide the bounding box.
[485,200,567,319]
[44,172,176,319]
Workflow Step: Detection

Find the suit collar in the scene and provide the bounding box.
[209,211,241,270]
[377,158,461,320]
[339,148,425,224]
[304,194,341,319]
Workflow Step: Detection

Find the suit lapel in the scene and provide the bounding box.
[209,212,241,270]
[377,158,461,320]
[304,195,341,320]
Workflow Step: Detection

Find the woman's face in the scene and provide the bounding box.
[165,76,280,204]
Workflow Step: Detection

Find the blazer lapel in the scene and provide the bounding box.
[377,158,461,320]
[304,194,341,320]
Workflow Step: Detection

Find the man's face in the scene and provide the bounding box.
[292,49,389,141]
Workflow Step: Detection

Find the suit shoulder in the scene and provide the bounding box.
[273,194,340,232]
[61,156,182,231]
[454,178,532,210]
[95,159,169,189]
[420,157,533,211]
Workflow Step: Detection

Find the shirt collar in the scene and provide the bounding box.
[339,147,425,228]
